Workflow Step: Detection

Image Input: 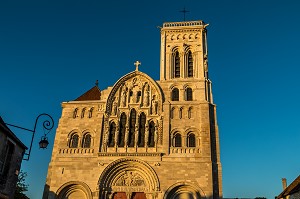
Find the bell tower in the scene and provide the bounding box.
[158,20,222,198]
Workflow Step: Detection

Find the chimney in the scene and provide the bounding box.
[282,178,287,190]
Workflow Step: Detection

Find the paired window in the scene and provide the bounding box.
[69,133,92,148]
[171,87,193,101]
[173,132,196,147]
[172,49,194,78]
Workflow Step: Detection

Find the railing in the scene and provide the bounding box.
[59,148,94,154]
[163,21,203,28]
[170,147,201,154]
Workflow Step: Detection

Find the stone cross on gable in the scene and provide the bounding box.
[134,61,141,71]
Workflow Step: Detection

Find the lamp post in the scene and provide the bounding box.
[5,113,54,160]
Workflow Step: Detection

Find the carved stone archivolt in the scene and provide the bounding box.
[102,71,164,151]
[98,158,160,199]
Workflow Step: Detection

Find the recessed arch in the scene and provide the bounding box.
[164,182,206,199]
[56,181,92,199]
[98,158,160,198]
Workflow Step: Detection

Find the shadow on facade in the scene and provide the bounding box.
[43,184,57,199]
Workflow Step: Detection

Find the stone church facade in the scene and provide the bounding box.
[43,20,222,199]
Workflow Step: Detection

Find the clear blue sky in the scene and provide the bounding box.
[1,0,300,198]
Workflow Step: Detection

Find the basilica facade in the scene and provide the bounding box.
[43,20,222,199]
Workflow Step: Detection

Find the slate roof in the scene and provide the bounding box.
[278,175,300,198]
[0,117,27,149]
[75,86,101,101]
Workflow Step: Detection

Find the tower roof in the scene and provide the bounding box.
[75,85,101,101]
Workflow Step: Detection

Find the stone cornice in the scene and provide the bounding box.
[98,152,164,157]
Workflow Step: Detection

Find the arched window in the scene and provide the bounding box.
[128,109,136,147]
[69,133,79,148]
[108,122,116,147]
[82,133,91,148]
[173,51,180,78]
[187,50,193,77]
[188,107,193,119]
[81,108,86,118]
[118,113,126,147]
[171,88,179,101]
[73,108,78,119]
[138,113,146,147]
[186,87,193,101]
[88,107,94,118]
[174,133,182,147]
[148,121,155,147]
[187,133,196,147]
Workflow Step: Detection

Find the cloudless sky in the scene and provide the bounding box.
[1,0,300,198]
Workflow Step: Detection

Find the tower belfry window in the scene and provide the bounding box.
[174,51,180,78]
[187,51,193,77]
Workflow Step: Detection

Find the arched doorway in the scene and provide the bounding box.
[98,158,160,199]
[56,181,92,199]
[164,182,205,199]
[112,192,127,199]
[132,192,147,199]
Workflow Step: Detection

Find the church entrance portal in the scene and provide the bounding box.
[132,192,147,199]
[112,192,146,199]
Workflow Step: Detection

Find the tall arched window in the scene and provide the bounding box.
[108,122,116,147]
[187,133,196,147]
[128,109,136,147]
[73,108,78,119]
[82,133,91,148]
[174,51,180,78]
[118,113,126,147]
[148,121,155,147]
[174,133,182,147]
[138,113,146,147]
[69,133,79,148]
[186,87,193,101]
[187,50,193,77]
[172,88,179,101]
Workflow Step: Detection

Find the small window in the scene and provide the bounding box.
[73,108,78,118]
[81,108,86,118]
[187,133,196,147]
[188,107,192,119]
[186,88,193,101]
[172,88,179,101]
[138,113,146,147]
[69,133,79,148]
[82,133,91,148]
[88,107,94,118]
[171,107,175,119]
[128,109,136,147]
[174,133,182,147]
[179,107,183,119]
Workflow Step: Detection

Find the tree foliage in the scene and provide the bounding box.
[14,170,29,199]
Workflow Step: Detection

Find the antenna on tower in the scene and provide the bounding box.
[180,7,189,21]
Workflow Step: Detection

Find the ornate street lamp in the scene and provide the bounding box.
[5,113,54,160]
